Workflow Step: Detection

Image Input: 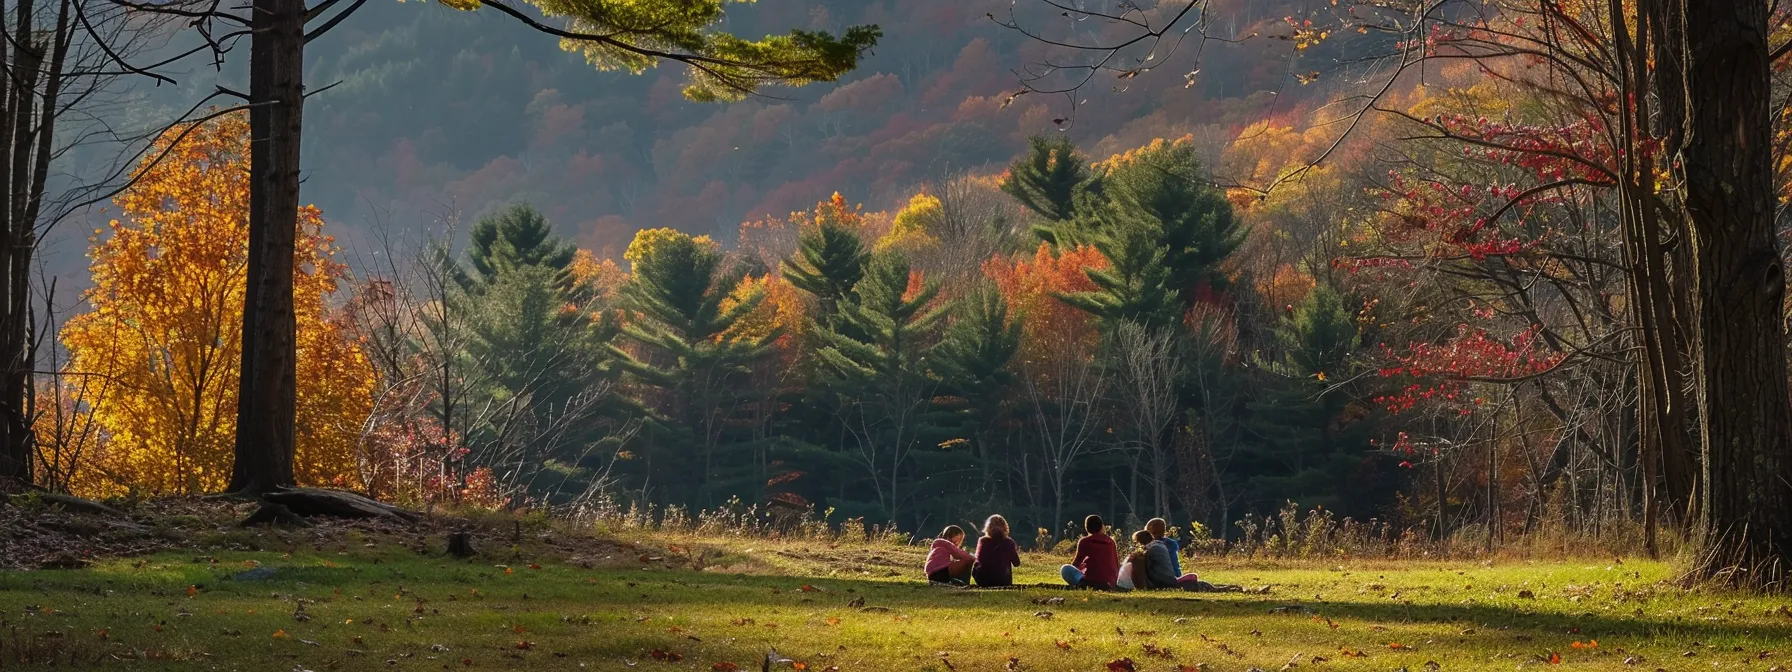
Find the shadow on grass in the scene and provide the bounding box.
[599,569,1792,645]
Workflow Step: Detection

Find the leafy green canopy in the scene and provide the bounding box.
[450,0,882,102]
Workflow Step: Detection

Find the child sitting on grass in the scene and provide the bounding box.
[924,525,974,585]
[1059,514,1119,590]
[1145,517,1229,591]
[1115,530,1154,591]
[971,515,1020,588]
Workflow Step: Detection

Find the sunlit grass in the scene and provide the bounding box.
[0,529,1786,670]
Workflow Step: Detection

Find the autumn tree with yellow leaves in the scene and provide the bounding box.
[57,114,373,496]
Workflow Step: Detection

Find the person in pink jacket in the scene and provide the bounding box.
[924,525,974,585]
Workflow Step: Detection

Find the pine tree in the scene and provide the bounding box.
[933,286,1021,464]
[782,219,868,320]
[1057,215,1183,329]
[1242,284,1381,516]
[813,251,948,524]
[612,229,776,506]
[1100,139,1243,306]
[460,203,578,291]
[1004,135,1095,224]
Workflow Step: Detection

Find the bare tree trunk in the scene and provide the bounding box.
[230,0,306,494]
[1677,0,1792,586]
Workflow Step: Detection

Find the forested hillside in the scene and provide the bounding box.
[262,0,1315,252]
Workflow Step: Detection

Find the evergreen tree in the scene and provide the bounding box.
[813,251,949,524]
[782,219,869,320]
[933,286,1021,465]
[447,207,618,503]
[1100,139,1244,306]
[1058,215,1183,329]
[1242,284,1383,516]
[460,203,578,291]
[1004,135,1095,224]
[612,230,776,506]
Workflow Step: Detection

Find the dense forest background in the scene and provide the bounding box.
[34,0,1757,561]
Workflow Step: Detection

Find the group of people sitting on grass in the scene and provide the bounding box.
[924,513,1228,591]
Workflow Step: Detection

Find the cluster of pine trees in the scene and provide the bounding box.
[385,134,1401,540]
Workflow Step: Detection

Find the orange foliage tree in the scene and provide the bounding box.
[58,113,374,496]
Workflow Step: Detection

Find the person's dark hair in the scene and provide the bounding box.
[1131,530,1153,546]
[1083,514,1104,536]
[939,525,965,541]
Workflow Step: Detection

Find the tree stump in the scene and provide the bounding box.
[447,532,476,558]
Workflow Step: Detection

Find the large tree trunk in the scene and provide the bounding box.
[1678,0,1792,586]
[229,0,306,494]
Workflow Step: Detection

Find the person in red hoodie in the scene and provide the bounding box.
[1059,514,1120,590]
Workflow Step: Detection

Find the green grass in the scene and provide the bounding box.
[0,527,1789,671]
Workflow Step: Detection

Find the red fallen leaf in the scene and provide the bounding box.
[1339,647,1367,658]
[1389,642,1410,650]
[186,585,198,597]
[96,628,108,640]
[1055,640,1072,650]
[799,585,818,592]
[461,659,474,667]
[711,663,740,672]
[529,563,542,570]
[504,567,514,575]
[825,617,841,626]
[1107,658,1138,672]
[1548,651,1562,664]
[513,625,527,634]
[515,640,534,650]
[791,663,807,671]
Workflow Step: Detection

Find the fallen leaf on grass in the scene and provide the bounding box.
[711,663,739,672]
[272,629,288,639]
[516,641,535,650]
[1106,658,1137,671]
[1054,640,1072,650]
[825,617,841,626]
[186,585,198,598]
[1338,648,1366,658]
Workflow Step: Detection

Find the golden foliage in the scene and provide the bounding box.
[624,227,716,268]
[59,113,374,496]
[571,249,629,303]
[722,274,805,350]
[984,243,1108,363]
[876,192,942,252]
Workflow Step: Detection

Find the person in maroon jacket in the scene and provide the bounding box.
[1059,514,1120,590]
[971,514,1021,587]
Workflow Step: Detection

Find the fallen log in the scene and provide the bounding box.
[257,488,420,522]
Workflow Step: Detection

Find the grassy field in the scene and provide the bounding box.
[0,523,1788,671]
